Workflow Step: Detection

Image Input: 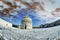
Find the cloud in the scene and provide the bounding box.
[1,0,60,25]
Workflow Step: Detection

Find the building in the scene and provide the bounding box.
[0,18,12,27]
[21,16,32,29]
[0,16,33,29]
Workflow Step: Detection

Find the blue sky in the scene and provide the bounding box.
[0,0,60,27]
[0,9,44,27]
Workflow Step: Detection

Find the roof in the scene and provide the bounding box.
[22,16,32,21]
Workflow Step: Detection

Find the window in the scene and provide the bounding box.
[6,24,8,26]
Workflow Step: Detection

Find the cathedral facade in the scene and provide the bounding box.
[21,16,32,29]
[0,18,12,27]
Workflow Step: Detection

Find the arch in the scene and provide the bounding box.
[25,24,27,29]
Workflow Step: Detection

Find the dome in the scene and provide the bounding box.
[22,16,32,21]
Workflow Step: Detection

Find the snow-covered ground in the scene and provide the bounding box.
[0,25,60,40]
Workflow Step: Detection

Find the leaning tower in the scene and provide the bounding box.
[21,16,32,29]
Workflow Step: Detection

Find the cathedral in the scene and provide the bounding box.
[0,18,12,27]
[21,16,32,29]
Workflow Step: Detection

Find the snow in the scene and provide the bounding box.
[0,0,60,40]
[0,24,60,40]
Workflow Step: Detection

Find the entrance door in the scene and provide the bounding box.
[25,24,27,29]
